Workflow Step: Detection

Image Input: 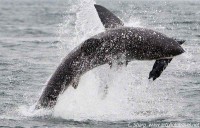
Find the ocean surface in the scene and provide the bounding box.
[0,0,200,127]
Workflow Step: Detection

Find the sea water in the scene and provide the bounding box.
[0,0,199,127]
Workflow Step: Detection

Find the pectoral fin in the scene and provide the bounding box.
[149,59,172,80]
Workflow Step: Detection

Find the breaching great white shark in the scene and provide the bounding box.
[35,4,185,109]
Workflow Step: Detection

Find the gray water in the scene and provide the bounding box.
[0,0,200,127]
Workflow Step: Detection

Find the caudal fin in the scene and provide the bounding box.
[94,4,124,29]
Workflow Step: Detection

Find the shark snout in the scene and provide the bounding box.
[170,45,185,57]
[160,41,185,59]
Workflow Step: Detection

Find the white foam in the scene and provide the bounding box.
[53,61,183,121]
[18,105,52,117]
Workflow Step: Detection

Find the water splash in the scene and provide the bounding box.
[18,105,53,117]
[16,0,185,121]
[75,0,104,43]
[51,0,185,121]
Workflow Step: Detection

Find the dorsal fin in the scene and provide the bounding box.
[94,4,124,29]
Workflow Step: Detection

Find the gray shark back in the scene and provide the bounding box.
[92,27,184,60]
